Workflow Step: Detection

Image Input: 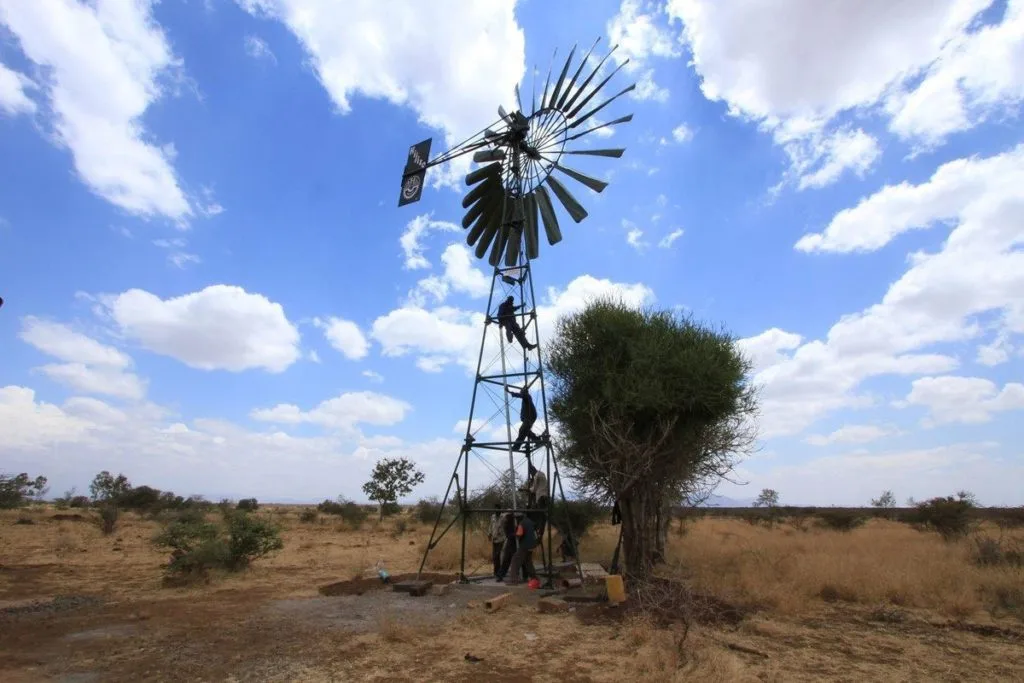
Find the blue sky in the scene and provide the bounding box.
[1,0,1022,506]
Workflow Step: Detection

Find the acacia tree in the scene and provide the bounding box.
[547,300,757,579]
[362,457,425,520]
[754,488,779,508]
[871,490,896,509]
[90,471,132,502]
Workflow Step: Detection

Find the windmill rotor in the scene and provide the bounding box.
[397,38,633,266]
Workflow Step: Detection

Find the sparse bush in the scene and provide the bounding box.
[414,497,448,525]
[299,509,318,523]
[68,495,91,509]
[89,471,131,503]
[225,512,283,570]
[236,498,259,512]
[972,535,1023,568]
[96,504,120,535]
[118,485,163,512]
[392,518,408,536]
[553,497,606,539]
[379,501,401,518]
[154,516,223,577]
[909,495,975,539]
[0,472,48,509]
[317,497,369,529]
[817,509,866,532]
[992,507,1024,530]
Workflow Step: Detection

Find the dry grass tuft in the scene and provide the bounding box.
[373,607,429,643]
[419,528,491,571]
[669,517,1024,619]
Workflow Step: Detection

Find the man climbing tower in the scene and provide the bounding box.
[506,384,542,452]
[496,295,537,351]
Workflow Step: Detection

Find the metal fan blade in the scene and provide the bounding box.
[565,114,633,142]
[498,105,510,122]
[546,175,588,223]
[489,224,509,267]
[557,37,601,111]
[474,202,503,258]
[566,61,628,120]
[465,162,502,186]
[473,149,506,163]
[548,44,576,111]
[462,186,502,227]
[564,148,626,158]
[560,44,617,114]
[462,175,500,207]
[504,223,522,266]
[515,83,524,114]
[569,83,636,130]
[554,163,609,193]
[539,48,556,110]
[466,198,501,245]
[531,64,538,115]
[534,185,563,245]
[524,192,540,259]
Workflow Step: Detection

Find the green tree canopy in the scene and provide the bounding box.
[362,457,425,520]
[547,299,758,577]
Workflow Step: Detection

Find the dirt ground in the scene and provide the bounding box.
[1,507,1023,682]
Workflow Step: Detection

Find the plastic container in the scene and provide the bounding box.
[605,574,626,604]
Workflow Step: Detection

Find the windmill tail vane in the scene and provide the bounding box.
[397,37,634,266]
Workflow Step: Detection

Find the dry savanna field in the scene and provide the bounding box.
[1,504,1023,682]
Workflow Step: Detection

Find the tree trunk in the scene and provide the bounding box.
[618,486,662,579]
[653,500,671,564]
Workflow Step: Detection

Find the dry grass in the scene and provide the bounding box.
[667,517,1024,620]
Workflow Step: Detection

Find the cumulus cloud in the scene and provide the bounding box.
[408,243,491,305]
[805,424,897,446]
[250,391,411,431]
[608,0,677,101]
[314,317,369,360]
[0,61,36,115]
[658,228,684,249]
[0,0,192,220]
[666,0,1024,188]
[102,285,301,373]
[399,214,460,269]
[903,376,1024,425]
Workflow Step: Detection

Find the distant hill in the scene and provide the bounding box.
[699,494,754,508]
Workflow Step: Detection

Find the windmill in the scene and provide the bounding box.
[397,39,633,586]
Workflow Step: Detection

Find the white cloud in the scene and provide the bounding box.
[805,424,896,446]
[244,34,276,63]
[632,68,669,102]
[903,376,1024,425]
[977,332,1013,366]
[238,0,524,191]
[399,214,460,269]
[671,123,693,143]
[251,391,411,431]
[667,0,1023,188]
[372,274,655,374]
[0,0,192,220]
[103,285,301,373]
[796,144,1024,253]
[658,228,684,249]
[735,328,803,374]
[153,237,200,268]
[408,243,491,304]
[362,369,384,383]
[623,220,649,251]
[0,61,36,115]
[745,142,1024,438]
[314,317,369,360]
[19,316,145,400]
[608,0,676,102]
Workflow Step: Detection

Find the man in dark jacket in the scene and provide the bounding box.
[496,296,537,351]
[507,385,541,452]
[506,514,537,585]
[495,511,520,582]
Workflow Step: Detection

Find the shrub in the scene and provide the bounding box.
[392,518,408,536]
[379,501,401,518]
[236,498,259,512]
[68,496,91,509]
[972,535,1023,568]
[225,512,283,570]
[909,495,975,539]
[817,509,866,532]
[154,516,225,578]
[118,485,163,512]
[318,498,369,528]
[992,507,1024,530]
[96,504,120,535]
[299,509,318,523]
[15,516,34,525]
[414,497,449,525]
[553,497,606,539]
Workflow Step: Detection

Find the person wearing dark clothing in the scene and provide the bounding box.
[496,296,537,351]
[507,385,541,451]
[488,512,506,577]
[507,514,538,585]
[493,511,520,581]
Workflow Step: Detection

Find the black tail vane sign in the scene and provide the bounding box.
[398,138,432,207]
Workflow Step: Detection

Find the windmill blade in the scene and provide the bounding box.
[498,105,510,122]
[566,61,629,120]
[564,148,626,158]
[548,44,576,112]
[539,48,557,110]
[462,184,502,227]
[515,83,524,113]
[560,44,618,114]
[554,162,609,193]
[474,202,504,258]
[531,64,538,116]
[565,114,633,142]
[463,174,500,207]
[534,185,563,245]
[546,175,588,223]
[524,192,540,259]
[473,148,506,163]
[504,221,522,266]
[465,196,502,245]
[556,37,601,111]
[489,223,509,267]
[568,83,637,130]
[466,162,502,186]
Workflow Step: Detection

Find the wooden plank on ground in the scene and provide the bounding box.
[484,592,515,611]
